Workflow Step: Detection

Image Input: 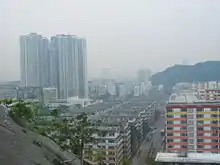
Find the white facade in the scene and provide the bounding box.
[51,35,88,99]
[118,84,126,97]
[134,85,140,96]
[106,80,116,96]
[140,82,146,96]
[20,33,50,87]
[84,127,124,165]
[43,87,57,105]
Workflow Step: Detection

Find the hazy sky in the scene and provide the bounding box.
[2,0,220,80]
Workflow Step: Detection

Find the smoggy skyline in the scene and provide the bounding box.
[2,0,220,80]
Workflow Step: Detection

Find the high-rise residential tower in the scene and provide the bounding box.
[20,33,88,99]
[77,38,88,98]
[20,33,50,87]
[51,35,88,99]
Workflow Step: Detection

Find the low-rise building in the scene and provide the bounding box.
[155,152,220,165]
[84,126,124,165]
[43,87,57,105]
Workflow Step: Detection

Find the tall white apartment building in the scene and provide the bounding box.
[20,33,50,87]
[50,35,88,99]
[133,85,140,96]
[139,82,146,96]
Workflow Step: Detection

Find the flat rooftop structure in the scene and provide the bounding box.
[155,152,220,164]
[168,93,198,104]
[167,94,220,107]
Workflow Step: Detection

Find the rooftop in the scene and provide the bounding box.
[168,93,220,105]
[168,94,198,103]
[155,152,220,164]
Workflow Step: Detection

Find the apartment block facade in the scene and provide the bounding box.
[20,33,50,87]
[84,127,123,165]
[166,93,220,153]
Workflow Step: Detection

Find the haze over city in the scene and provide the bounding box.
[2,0,220,80]
[2,0,220,165]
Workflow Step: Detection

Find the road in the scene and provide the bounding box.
[132,111,165,165]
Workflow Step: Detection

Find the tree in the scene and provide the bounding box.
[93,152,105,165]
[50,108,59,117]
[0,98,13,108]
[121,157,132,165]
[0,99,38,122]
[49,112,97,165]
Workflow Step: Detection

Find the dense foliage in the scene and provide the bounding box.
[150,61,220,87]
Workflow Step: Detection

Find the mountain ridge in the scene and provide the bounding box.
[150,61,220,86]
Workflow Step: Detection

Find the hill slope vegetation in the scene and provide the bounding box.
[150,61,220,86]
[0,105,79,165]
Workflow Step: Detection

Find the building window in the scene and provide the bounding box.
[167,121,173,124]
[180,133,187,136]
[211,127,218,131]
[181,114,187,118]
[180,127,187,130]
[181,108,187,112]
[211,114,218,118]
[108,146,114,149]
[212,120,218,124]
[167,108,172,113]
[167,115,173,118]
[211,108,217,111]
[167,139,173,142]
[197,127,204,131]
[181,145,187,148]
[197,120,204,124]
[197,139,204,142]
[109,132,115,136]
[197,108,203,112]
[212,145,218,149]
[181,139,187,142]
[196,114,203,118]
[181,120,187,124]
[108,139,115,143]
[197,133,203,136]
[168,145,173,148]
[197,145,204,148]
[167,133,173,136]
[167,127,173,130]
